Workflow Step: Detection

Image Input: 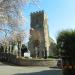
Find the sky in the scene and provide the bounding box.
[23,0,75,43]
[0,0,75,43]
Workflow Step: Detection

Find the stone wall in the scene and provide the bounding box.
[0,53,17,64]
[15,58,58,67]
[0,53,58,67]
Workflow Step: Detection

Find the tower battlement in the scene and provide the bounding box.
[31,10,44,16]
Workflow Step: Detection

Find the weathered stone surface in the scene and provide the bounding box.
[15,58,58,67]
[28,11,50,57]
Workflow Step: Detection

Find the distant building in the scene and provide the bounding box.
[28,11,56,57]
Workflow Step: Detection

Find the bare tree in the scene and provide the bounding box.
[12,31,25,57]
[0,0,40,57]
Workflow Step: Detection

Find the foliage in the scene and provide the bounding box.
[0,45,4,52]
[57,30,75,54]
[21,44,28,56]
[48,55,59,59]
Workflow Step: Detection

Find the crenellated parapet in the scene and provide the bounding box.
[31,10,44,16]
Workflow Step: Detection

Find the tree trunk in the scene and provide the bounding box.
[18,42,22,57]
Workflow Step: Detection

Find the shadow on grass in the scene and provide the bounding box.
[14,70,63,75]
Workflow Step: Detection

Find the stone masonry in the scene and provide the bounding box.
[28,11,51,57]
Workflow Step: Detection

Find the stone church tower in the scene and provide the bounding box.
[28,11,50,57]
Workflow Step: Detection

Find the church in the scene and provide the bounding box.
[28,10,57,58]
